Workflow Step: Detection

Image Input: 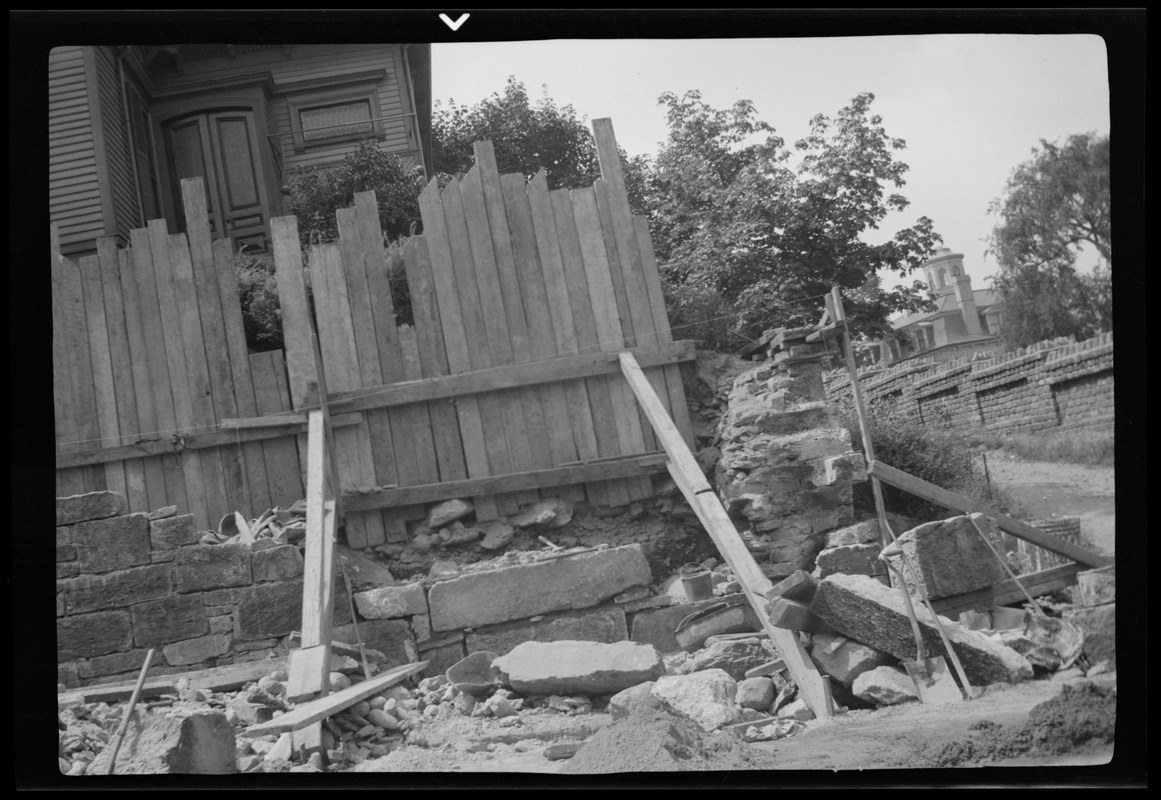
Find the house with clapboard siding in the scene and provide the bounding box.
[49,44,431,258]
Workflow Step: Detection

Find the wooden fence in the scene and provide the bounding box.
[54,118,695,544]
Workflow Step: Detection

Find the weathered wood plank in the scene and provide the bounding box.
[460,164,532,512]
[212,237,272,517]
[474,144,553,481]
[571,187,649,503]
[399,324,441,485]
[551,186,624,506]
[866,460,1111,568]
[250,350,304,509]
[309,243,372,550]
[180,180,245,519]
[526,170,596,504]
[417,180,495,520]
[501,172,585,501]
[132,226,188,515]
[441,175,516,514]
[328,340,695,413]
[169,232,228,526]
[300,415,336,654]
[52,230,88,496]
[79,253,126,498]
[930,563,1083,618]
[634,215,696,448]
[403,236,468,484]
[241,662,427,738]
[345,453,669,512]
[117,244,167,513]
[98,240,146,511]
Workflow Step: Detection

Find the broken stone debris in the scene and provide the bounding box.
[493,640,665,696]
[888,514,1007,600]
[852,666,919,707]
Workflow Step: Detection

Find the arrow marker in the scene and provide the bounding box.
[439,13,470,31]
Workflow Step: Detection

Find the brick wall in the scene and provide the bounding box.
[823,332,1113,436]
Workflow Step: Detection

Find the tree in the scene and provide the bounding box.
[432,77,649,212]
[986,133,1112,348]
[645,91,940,349]
[987,133,1111,271]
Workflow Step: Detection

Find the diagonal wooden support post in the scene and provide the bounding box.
[619,352,834,719]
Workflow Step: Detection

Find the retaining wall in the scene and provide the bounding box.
[56,491,726,688]
[823,332,1114,435]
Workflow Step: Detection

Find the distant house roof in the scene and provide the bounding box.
[891,287,999,330]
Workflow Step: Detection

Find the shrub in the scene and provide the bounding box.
[842,407,1025,521]
[663,281,742,352]
[235,246,283,353]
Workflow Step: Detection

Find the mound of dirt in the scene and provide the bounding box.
[916,680,1116,767]
[561,707,777,774]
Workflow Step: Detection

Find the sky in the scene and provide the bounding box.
[432,35,1111,290]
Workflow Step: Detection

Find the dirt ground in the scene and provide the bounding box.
[347,451,1121,780]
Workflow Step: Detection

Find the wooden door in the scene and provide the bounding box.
[165,109,271,252]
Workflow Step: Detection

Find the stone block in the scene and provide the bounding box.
[59,564,173,615]
[151,550,175,564]
[57,563,80,580]
[813,452,867,486]
[57,526,73,546]
[411,613,432,642]
[682,637,778,681]
[465,605,628,656]
[494,640,665,696]
[88,708,236,774]
[57,491,127,526]
[651,669,741,731]
[810,573,1032,686]
[824,519,882,549]
[57,544,76,562]
[765,597,832,634]
[736,676,776,710]
[73,513,152,574]
[150,514,200,550]
[354,583,428,620]
[331,619,416,669]
[1073,565,1115,607]
[173,544,252,594]
[608,681,662,719]
[427,544,652,631]
[891,514,1006,600]
[163,634,232,666]
[200,587,246,606]
[148,505,179,520]
[766,570,818,603]
[132,595,209,647]
[209,615,233,635]
[1063,603,1116,666]
[233,579,303,640]
[57,609,133,661]
[810,633,893,686]
[813,542,886,580]
[426,499,474,529]
[77,648,155,679]
[852,666,918,707]
[250,545,303,583]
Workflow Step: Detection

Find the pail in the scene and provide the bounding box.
[680,563,714,601]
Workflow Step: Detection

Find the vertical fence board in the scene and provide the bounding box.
[475,146,554,480]
[570,188,652,502]
[99,240,147,511]
[501,173,585,501]
[635,215,696,448]
[250,350,304,508]
[310,243,376,549]
[404,236,469,484]
[417,180,496,520]
[117,243,168,513]
[169,232,228,527]
[79,253,126,498]
[441,176,517,514]
[52,228,88,496]
[550,187,627,506]
[398,324,441,485]
[133,226,189,516]
[182,181,247,518]
[212,237,272,516]
[460,165,533,512]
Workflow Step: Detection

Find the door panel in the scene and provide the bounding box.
[165,109,270,251]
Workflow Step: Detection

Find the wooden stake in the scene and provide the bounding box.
[104,648,155,775]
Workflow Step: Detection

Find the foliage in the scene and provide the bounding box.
[288,139,426,249]
[663,282,740,353]
[842,407,1023,521]
[965,429,1115,468]
[235,247,282,353]
[987,133,1111,271]
[645,91,940,348]
[432,77,649,213]
[986,133,1111,349]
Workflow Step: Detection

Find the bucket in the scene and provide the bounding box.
[680,563,714,601]
[445,651,502,697]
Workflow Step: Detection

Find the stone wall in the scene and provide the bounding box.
[56,492,742,688]
[823,332,1113,435]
